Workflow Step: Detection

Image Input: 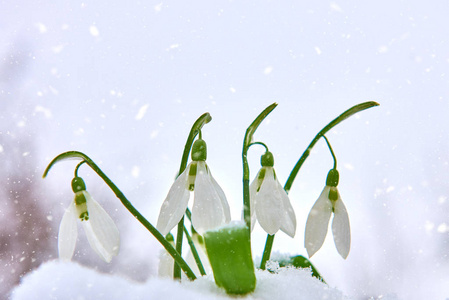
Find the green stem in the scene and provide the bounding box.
[173,217,185,279]
[74,161,86,177]
[183,227,206,276]
[242,103,278,238]
[43,151,197,280]
[249,141,269,152]
[322,135,337,170]
[184,208,206,276]
[174,112,212,279]
[284,101,379,193]
[259,234,274,270]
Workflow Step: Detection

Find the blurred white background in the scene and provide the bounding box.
[1,1,448,299]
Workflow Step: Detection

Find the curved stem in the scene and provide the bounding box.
[242,103,278,238]
[173,112,211,279]
[43,151,197,280]
[178,113,211,176]
[249,141,269,152]
[284,101,379,193]
[74,161,86,177]
[322,135,337,170]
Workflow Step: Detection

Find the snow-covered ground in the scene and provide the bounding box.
[11,260,398,300]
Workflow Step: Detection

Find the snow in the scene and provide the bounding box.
[11,260,398,300]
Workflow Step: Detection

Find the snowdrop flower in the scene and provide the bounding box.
[157,139,231,235]
[158,233,176,278]
[249,151,296,237]
[304,169,351,259]
[158,231,211,278]
[58,177,120,262]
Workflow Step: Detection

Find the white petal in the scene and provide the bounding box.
[191,162,229,234]
[304,186,333,258]
[83,191,120,262]
[208,166,231,223]
[185,241,212,277]
[156,167,190,235]
[276,179,296,238]
[332,193,351,259]
[58,200,78,261]
[254,168,282,235]
[248,169,261,231]
[158,250,174,278]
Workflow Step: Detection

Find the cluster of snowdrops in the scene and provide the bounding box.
[44,102,378,295]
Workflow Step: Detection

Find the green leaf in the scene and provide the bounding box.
[243,103,277,149]
[204,222,256,295]
[277,255,326,283]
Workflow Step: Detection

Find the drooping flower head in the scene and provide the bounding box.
[58,177,120,262]
[249,151,296,237]
[156,139,231,235]
[304,169,351,259]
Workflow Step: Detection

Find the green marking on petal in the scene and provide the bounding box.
[328,187,339,202]
[187,162,197,191]
[75,191,89,221]
[256,168,266,192]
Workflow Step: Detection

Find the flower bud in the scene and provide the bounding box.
[325,169,339,187]
[260,151,274,167]
[71,177,86,193]
[191,139,207,161]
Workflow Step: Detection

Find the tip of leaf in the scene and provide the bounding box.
[204,112,212,123]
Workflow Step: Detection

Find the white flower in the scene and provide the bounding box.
[58,177,120,263]
[304,169,350,259]
[158,232,211,278]
[156,160,231,235]
[249,153,296,237]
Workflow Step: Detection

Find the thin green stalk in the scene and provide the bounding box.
[174,112,212,279]
[322,135,337,169]
[242,103,278,238]
[183,208,206,276]
[43,151,197,280]
[173,217,185,279]
[259,234,274,269]
[183,227,206,276]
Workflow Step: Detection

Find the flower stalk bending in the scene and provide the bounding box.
[260,101,378,270]
[43,151,197,280]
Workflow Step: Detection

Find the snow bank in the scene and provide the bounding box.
[10,260,397,300]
